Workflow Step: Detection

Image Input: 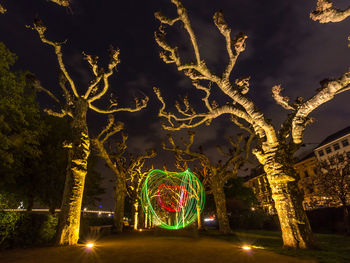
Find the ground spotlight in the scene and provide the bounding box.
[86,243,94,248]
[241,245,252,251]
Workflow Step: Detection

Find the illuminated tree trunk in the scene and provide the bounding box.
[197,204,202,229]
[114,175,126,233]
[211,178,231,234]
[133,200,139,230]
[144,206,149,228]
[57,98,90,245]
[262,151,315,248]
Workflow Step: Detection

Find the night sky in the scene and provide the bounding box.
[1,0,350,210]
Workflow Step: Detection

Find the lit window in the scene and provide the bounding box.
[325,147,332,154]
[342,139,349,147]
[333,143,340,151]
[318,150,324,157]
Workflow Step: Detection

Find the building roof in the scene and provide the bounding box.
[315,125,350,149]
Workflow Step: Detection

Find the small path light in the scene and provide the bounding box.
[241,245,252,251]
[86,243,94,248]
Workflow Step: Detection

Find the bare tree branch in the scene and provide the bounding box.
[154,2,276,145]
[311,0,350,23]
[96,115,124,144]
[28,18,79,98]
[89,96,149,114]
[48,0,70,7]
[154,87,253,131]
[292,70,350,144]
[213,11,247,81]
[88,47,121,102]
[272,85,295,110]
[28,74,60,104]
[0,3,6,14]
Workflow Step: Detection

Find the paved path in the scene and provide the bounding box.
[0,233,315,263]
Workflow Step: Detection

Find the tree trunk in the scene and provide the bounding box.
[211,179,231,234]
[57,98,90,245]
[114,175,126,233]
[133,200,139,230]
[197,204,202,230]
[91,137,126,233]
[27,194,34,212]
[49,206,56,215]
[144,206,149,228]
[341,201,350,235]
[138,202,145,230]
[263,155,316,248]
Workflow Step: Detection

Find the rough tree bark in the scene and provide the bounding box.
[114,175,127,232]
[57,98,90,245]
[310,0,350,23]
[28,19,148,245]
[211,177,230,234]
[153,0,350,248]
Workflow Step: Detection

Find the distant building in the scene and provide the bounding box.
[314,126,350,161]
[244,167,275,214]
[245,125,350,213]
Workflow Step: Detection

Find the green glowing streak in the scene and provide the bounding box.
[140,169,205,230]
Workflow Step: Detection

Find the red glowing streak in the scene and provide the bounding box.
[157,184,188,212]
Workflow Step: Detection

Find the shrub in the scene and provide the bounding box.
[0,212,58,249]
[0,211,21,246]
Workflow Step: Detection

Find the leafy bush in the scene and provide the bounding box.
[0,193,22,247]
[39,214,58,243]
[0,212,58,249]
[0,211,21,246]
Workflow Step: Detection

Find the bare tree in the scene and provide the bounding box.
[315,153,350,234]
[310,0,350,23]
[153,0,350,248]
[126,153,156,230]
[27,19,148,245]
[163,131,253,234]
[91,116,126,233]
[92,120,155,232]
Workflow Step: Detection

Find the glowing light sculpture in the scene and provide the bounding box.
[140,169,205,230]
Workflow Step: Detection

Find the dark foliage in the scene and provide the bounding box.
[0,212,58,249]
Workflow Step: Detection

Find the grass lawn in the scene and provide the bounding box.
[204,229,350,263]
